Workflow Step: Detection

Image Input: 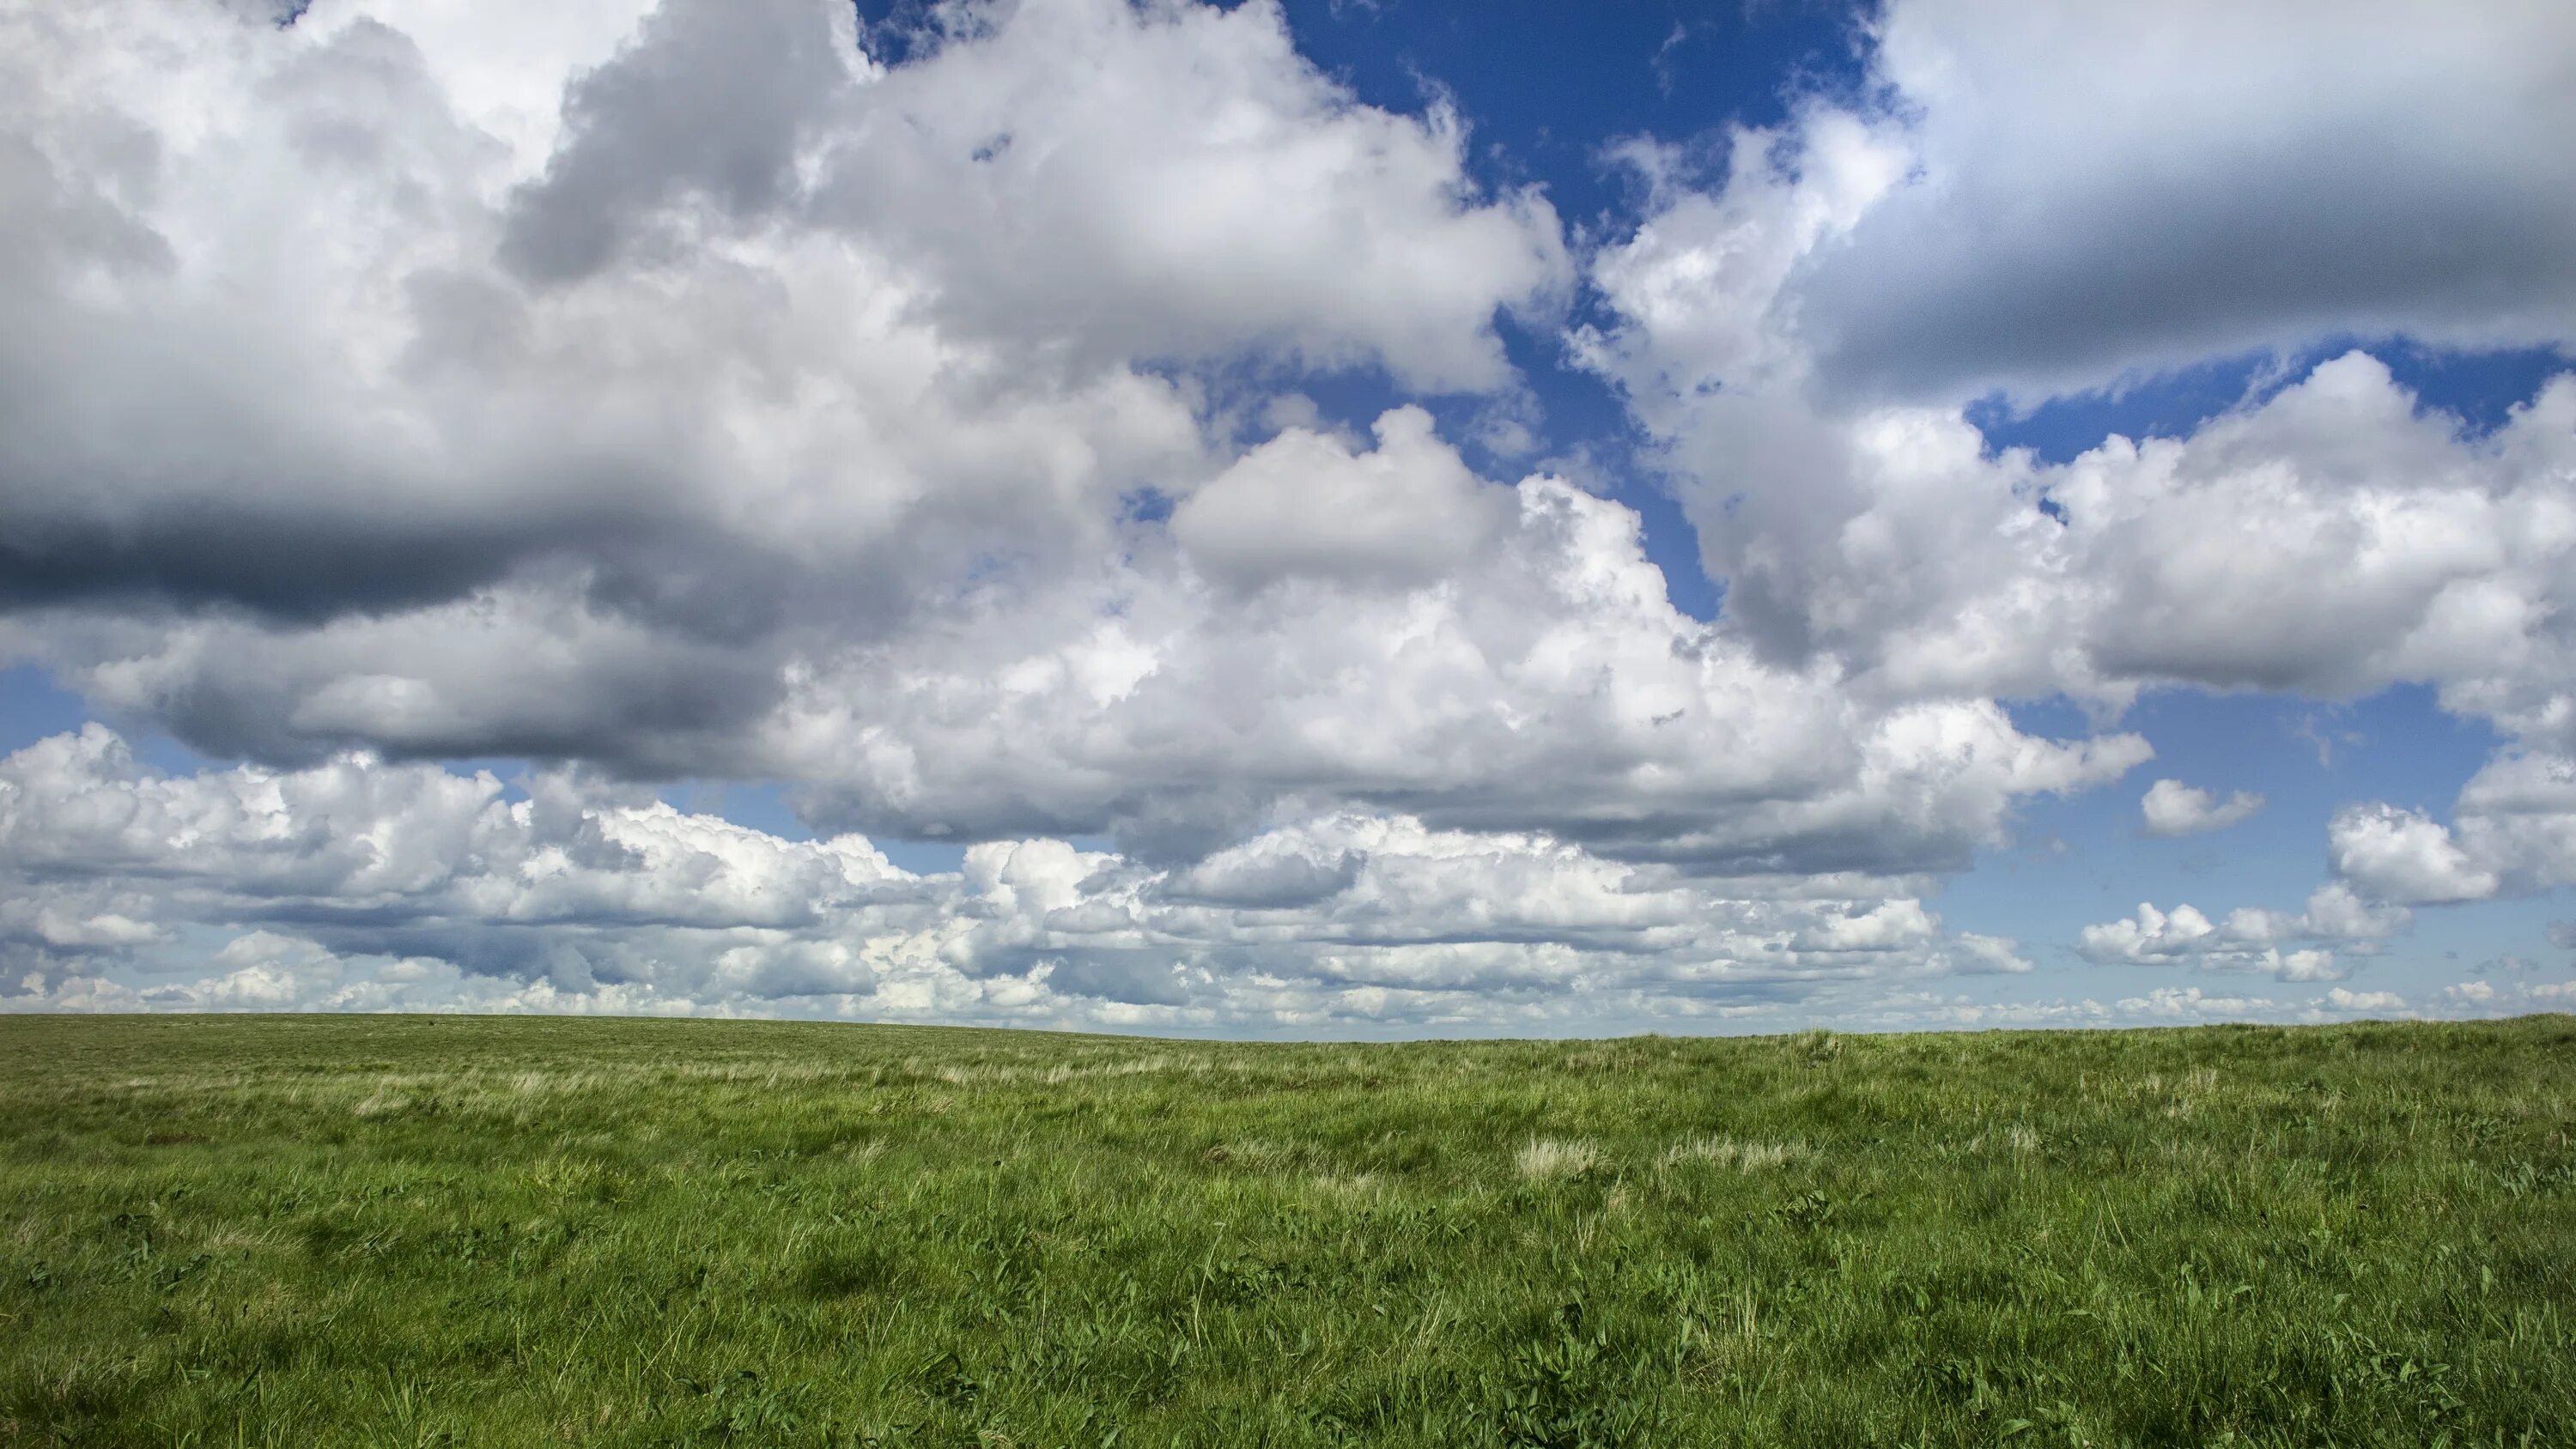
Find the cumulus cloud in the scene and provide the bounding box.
[1579,15,2576,753]
[2327,803,2502,906]
[2319,749,2576,912]
[2446,752,2576,893]
[0,0,1552,626]
[2289,882,2415,943]
[2115,985,2281,1021]
[2140,779,2263,838]
[502,0,1569,386]
[1170,407,1512,591]
[2075,881,2411,981]
[2110,985,2413,1023]
[1590,291,2576,726]
[1572,96,2576,974]
[2442,978,2576,1016]
[3,0,2573,1031]
[0,0,2150,889]
[765,470,2149,868]
[2318,987,2408,1016]
[2079,901,2219,961]
[0,727,2061,1029]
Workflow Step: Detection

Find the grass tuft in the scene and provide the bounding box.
[1516,1137,1602,1180]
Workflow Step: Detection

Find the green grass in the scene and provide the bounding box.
[3,1015,2573,1447]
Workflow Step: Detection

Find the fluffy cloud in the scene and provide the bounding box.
[1576,85,2576,971]
[2447,752,2576,894]
[503,0,1569,386]
[0,0,2148,887]
[4,0,2573,1031]
[2075,881,2410,981]
[2140,779,2263,838]
[1170,407,1512,591]
[765,466,2148,867]
[2318,987,2408,1016]
[3,0,1216,694]
[11,440,2150,878]
[2442,978,2576,1016]
[2112,985,2414,1023]
[2324,751,2576,908]
[2327,803,2502,906]
[2079,901,2219,961]
[0,726,2055,1028]
[1591,282,2576,726]
[0,0,1551,634]
[2115,986,2282,1021]
[1578,5,2576,744]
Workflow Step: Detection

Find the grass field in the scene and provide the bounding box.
[3,1015,2572,1447]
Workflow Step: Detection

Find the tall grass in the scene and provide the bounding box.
[3,1013,2571,1446]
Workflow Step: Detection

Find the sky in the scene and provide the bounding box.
[3,0,2574,1036]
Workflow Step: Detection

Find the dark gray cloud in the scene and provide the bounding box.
[498,0,849,283]
[1163,847,1364,909]
[0,512,519,621]
[1801,137,2576,403]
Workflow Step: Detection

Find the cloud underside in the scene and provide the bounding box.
[3,0,2573,1022]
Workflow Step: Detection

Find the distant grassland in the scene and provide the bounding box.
[3,1016,2573,1448]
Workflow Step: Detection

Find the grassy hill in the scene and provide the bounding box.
[3,1013,2572,1446]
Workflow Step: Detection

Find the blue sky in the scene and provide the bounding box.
[3,0,2573,1033]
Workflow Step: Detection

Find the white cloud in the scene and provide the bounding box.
[1590,276,2576,731]
[2079,901,2216,961]
[2433,976,2576,1017]
[2319,987,2407,1016]
[483,0,1571,386]
[1944,932,2033,975]
[2106,984,2399,1023]
[1170,407,1512,591]
[1579,36,2576,759]
[2326,803,2500,906]
[0,727,2068,1029]
[0,0,1553,658]
[2446,751,2576,894]
[2140,778,2263,837]
[1573,111,1910,421]
[793,0,1571,391]
[2115,985,2280,1021]
[3,0,2573,1033]
[756,470,2149,869]
[2319,749,2576,914]
[2075,881,2409,981]
[2290,882,2413,943]
[0,0,2153,888]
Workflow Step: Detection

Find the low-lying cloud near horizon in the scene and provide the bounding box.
[3,0,2573,1032]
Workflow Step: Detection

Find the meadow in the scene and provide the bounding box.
[2,1013,2571,1447]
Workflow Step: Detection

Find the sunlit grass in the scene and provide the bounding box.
[3,1013,2572,1446]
